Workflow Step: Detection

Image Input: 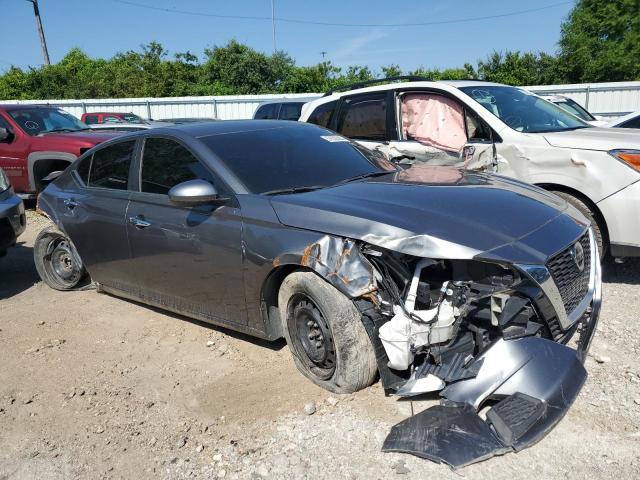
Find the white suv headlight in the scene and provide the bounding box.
[609,149,640,171]
[0,168,10,193]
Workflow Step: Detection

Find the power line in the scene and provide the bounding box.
[109,0,571,28]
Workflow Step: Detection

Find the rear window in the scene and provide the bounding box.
[254,104,278,120]
[87,140,136,190]
[279,102,303,121]
[201,124,391,194]
[307,100,337,128]
[336,94,387,140]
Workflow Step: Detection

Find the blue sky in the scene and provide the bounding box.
[1,0,574,73]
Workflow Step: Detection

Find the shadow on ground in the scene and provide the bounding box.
[602,257,640,285]
[0,242,39,299]
[111,292,287,352]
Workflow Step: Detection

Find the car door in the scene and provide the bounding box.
[380,90,498,171]
[125,135,246,326]
[57,139,137,287]
[0,113,32,193]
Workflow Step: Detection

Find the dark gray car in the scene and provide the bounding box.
[34,120,601,467]
[0,168,26,256]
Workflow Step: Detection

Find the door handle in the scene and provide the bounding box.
[64,198,79,210]
[129,216,151,229]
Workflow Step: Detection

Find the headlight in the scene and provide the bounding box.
[0,168,10,193]
[609,149,640,171]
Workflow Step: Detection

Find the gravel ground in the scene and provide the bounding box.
[0,214,639,479]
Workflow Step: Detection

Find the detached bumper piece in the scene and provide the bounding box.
[382,336,588,469]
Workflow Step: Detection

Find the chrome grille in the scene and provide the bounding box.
[546,232,591,317]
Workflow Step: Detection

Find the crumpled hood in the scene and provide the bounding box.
[270,166,583,260]
[543,127,640,151]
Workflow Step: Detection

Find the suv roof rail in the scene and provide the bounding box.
[323,75,430,97]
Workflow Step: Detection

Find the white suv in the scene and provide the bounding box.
[300,79,640,259]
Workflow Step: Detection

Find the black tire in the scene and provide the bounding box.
[551,190,606,259]
[278,271,377,394]
[34,223,87,290]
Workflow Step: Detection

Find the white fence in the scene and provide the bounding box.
[1,93,321,121]
[523,81,640,119]
[3,81,640,121]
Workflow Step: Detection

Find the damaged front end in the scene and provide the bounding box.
[354,228,601,468]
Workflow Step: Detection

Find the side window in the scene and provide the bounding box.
[88,140,136,190]
[104,115,122,123]
[140,137,214,195]
[75,156,91,184]
[336,94,387,140]
[465,108,493,142]
[307,100,337,128]
[254,104,278,119]
[0,114,13,142]
[279,103,303,121]
[84,115,98,125]
[400,93,467,152]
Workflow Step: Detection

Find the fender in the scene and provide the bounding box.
[27,151,77,192]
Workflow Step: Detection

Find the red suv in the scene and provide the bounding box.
[0,105,122,197]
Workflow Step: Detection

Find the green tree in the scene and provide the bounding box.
[477,51,560,85]
[201,40,294,94]
[557,0,640,82]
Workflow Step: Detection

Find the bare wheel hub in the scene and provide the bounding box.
[289,294,336,377]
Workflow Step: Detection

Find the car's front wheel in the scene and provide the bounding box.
[550,191,606,259]
[279,271,377,393]
[34,224,87,290]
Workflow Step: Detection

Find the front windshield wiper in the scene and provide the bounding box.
[262,185,327,196]
[336,170,395,185]
[389,154,415,163]
[533,125,592,133]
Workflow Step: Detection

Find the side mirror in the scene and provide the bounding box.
[0,127,12,143]
[168,179,226,206]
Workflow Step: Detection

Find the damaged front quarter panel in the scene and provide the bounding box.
[296,235,377,298]
[375,229,602,469]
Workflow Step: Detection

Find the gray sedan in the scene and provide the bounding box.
[34,120,600,467]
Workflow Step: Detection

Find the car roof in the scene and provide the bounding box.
[122,119,320,139]
[0,104,66,111]
[317,80,507,100]
[258,98,318,106]
[83,112,134,115]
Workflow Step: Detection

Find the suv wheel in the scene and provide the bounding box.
[34,223,87,290]
[279,271,377,393]
[551,191,606,259]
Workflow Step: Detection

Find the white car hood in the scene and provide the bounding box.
[543,127,640,151]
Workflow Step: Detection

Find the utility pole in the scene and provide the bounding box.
[26,0,50,65]
[321,51,327,59]
[270,0,276,52]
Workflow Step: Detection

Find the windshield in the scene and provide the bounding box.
[201,125,396,194]
[459,86,589,133]
[8,108,88,136]
[554,100,596,121]
[122,113,144,124]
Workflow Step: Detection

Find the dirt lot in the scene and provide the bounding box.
[1,215,639,480]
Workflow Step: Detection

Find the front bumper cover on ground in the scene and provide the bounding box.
[382,265,601,468]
